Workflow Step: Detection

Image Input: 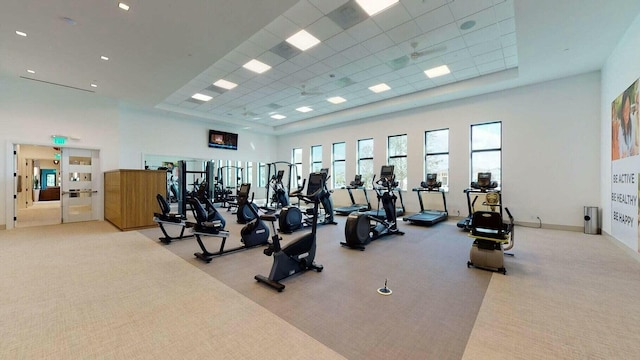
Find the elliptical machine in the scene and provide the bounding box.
[255,171,326,292]
[341,165,404,250]
[278,168,337,233]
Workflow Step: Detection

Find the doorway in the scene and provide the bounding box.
[12,144,100,228]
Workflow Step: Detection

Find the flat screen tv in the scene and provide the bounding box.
[208,129,238,150]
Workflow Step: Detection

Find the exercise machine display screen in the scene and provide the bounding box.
[307,172,326,195]
[426,173,437,185]
[477,172,491,187]
[380,165,394,180]
[238,183,250,197]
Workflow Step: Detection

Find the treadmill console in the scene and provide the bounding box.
[421,173,442,190]
[350,174,363,187]
[471,172,498,191]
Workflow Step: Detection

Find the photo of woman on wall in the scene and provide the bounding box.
[612,79,639,160]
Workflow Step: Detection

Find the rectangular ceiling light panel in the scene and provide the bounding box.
[327,96,347,104]
[296,106,313,112]
[191,93,213,102]
[286,30,321,51]
[243,59,272,74]
[355,0,399,16]
[368,83,391,93]
[424,65,451,78]
[213,79,238,90]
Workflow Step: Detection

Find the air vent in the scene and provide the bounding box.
[327,0,368,30]
[387,55,410,70]
[335,77,355,88]
[205,84,227,94]
[267,103,282,109]
[270,41,301,60]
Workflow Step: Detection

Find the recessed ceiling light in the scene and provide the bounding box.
[213,79,238,90]
[286,30,321,51]
[327,96,347,104]
[243,59,271,74]
[424,65,451,78]
[296,106,313,113]
[191,93,213,102]
[118,2,130,11]
[369,83,391,93]
[26,69,35,74]
[271,114,286,120]
[100,56,109,61]
[90,83,98,88]
[15,30,27,37]
[355,0,399,16]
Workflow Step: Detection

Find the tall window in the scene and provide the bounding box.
[387,134,407,190]
[471,121,502,186]
[292,148,302,182]
[258,163,267,188]
[332,142,346,189]
[311,145,322,172]
[357,138,374,188]
[425,129,449,191]
[246,162,253,185]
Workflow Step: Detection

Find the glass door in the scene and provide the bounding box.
[61,148,99,223]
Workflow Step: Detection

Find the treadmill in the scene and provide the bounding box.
[457,172,501,231]
[334,175,371,215]
[403,173,448,226]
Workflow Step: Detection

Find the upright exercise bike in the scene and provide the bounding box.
[255,171,326,292]
[341,165,404,250]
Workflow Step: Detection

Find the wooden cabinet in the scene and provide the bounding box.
[104,169,166,230]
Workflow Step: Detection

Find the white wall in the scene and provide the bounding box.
[0,76,278,228]
[601,11,640,250]
[117,105,278,170]
[276,72,602,229]
[0,77,120,228]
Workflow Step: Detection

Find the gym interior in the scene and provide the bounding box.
[2,1,640,359]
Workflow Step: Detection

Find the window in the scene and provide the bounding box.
[311,145,322,172]
[425,129,449,191]
[244,161,253,184]
[471,121,502,186]
[332,142,346,189]
[357,138,374,188]
[292,148,302,181]
[258,163,267,188]
[387,134,407,190]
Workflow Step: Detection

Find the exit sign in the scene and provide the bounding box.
[52,136,66,145]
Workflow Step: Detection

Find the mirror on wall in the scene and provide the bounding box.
[143,154,268,210]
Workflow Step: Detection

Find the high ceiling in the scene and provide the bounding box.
[1,0,639,135]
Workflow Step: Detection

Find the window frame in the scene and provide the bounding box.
[470,121,502,187]
[357,138,374,189]
[332,142,346,190]
[424,128,450,191]
[387,134,407,191]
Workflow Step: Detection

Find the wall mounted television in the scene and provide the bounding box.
[208,129,238,150]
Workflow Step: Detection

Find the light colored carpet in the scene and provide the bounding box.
[0,221,345,359]
[147,214,640,360]
[147,217,493,360]
[463,226,640,359]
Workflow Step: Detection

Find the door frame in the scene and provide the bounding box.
[5,142,103,230]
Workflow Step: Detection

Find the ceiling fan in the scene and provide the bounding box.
[409,41,447,60]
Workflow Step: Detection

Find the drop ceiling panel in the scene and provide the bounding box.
[153,0,522,131]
